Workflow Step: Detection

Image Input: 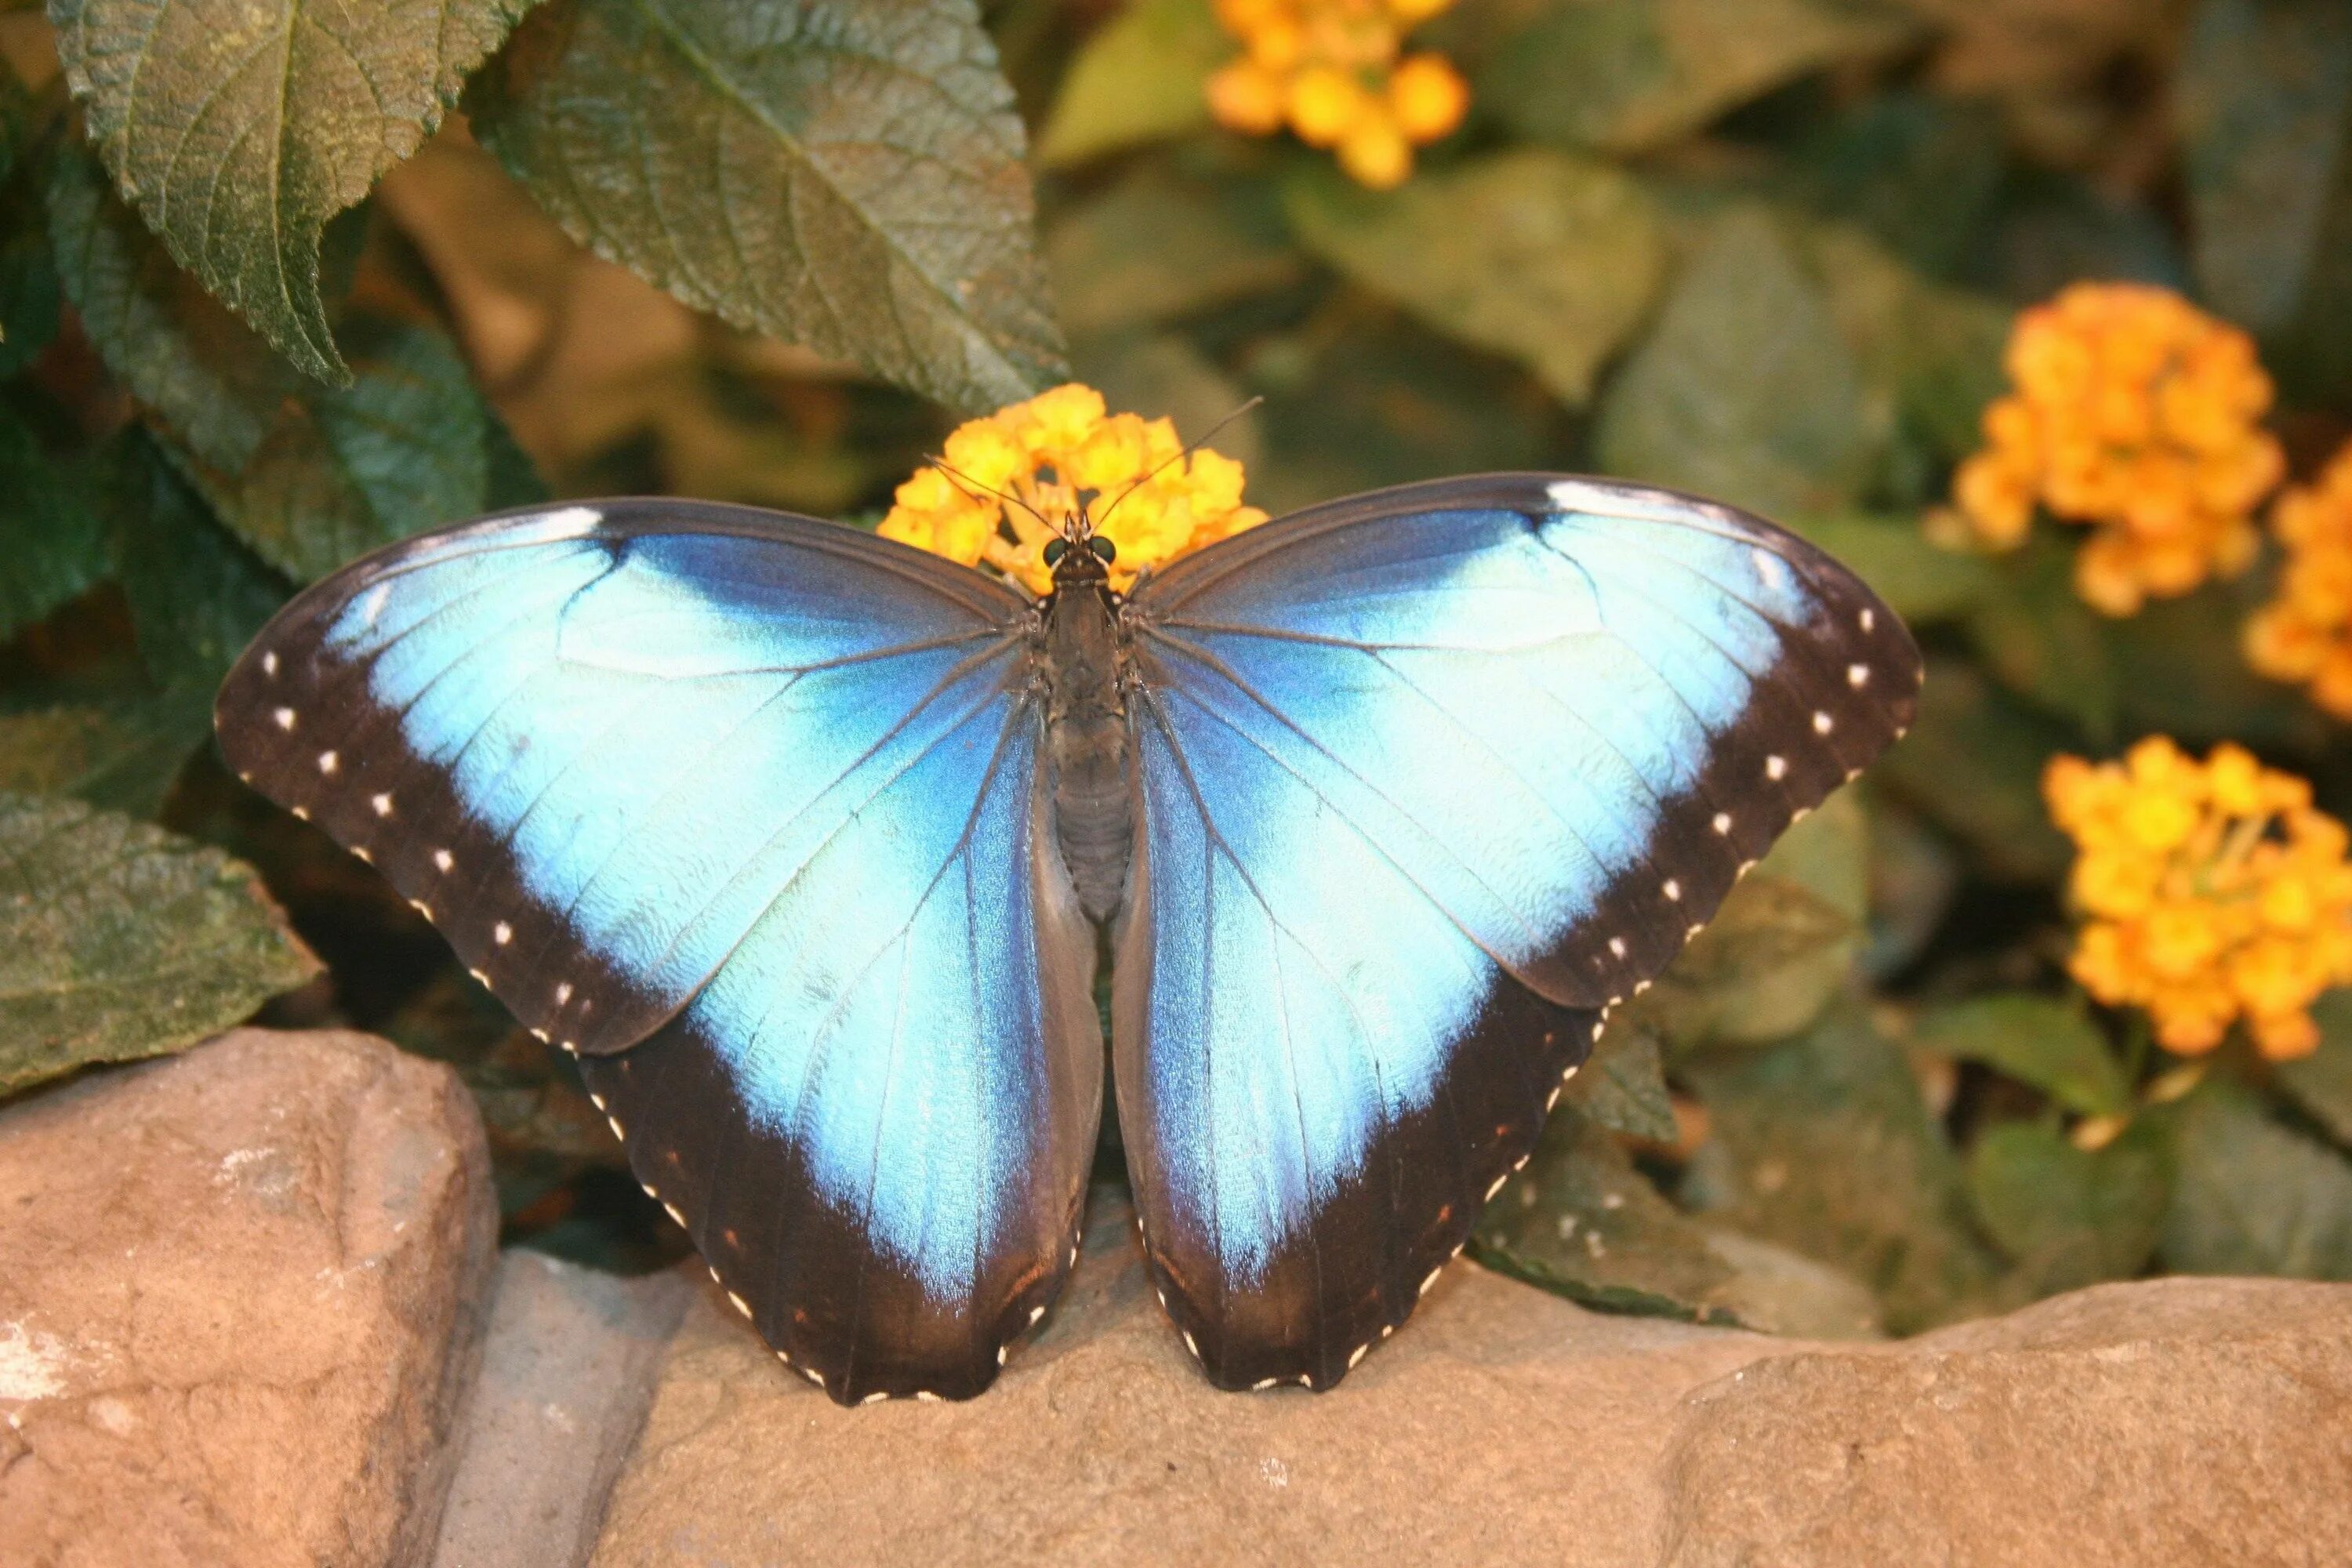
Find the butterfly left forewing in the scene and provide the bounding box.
[216,502,1102,1403]
[1113,474,1919,1390]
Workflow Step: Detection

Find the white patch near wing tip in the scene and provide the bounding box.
[538,505,604,539]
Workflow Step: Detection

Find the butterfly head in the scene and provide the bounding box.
[1042,528,1117,588]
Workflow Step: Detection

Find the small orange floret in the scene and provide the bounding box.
[1944,282,2283,616]
[877,385,1268,596]
[1205,0,1467,187]
[1389,53,1468,142]
[2246,441,2352,719]
[2045,737,2352,1061]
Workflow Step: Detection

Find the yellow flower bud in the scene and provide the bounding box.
[1337,109,1412,187]
[1207,59,1289,134]
[1389,53,1468,142]
[1288,64,1369,147]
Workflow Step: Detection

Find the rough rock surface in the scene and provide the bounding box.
[430,1250,691,1568]
[1661,1276,2352,1567]
[0,1029,497,1568]
[591,1197,2352,1568]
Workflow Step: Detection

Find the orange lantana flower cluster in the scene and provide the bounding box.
[877,385,1268,595]
[1951,282,2285,616]
[1205,0,1468,189]
[2045,739,2352,1061]
[2245,442,2352,719]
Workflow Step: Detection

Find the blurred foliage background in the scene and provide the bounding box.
[3,0,2351,1331]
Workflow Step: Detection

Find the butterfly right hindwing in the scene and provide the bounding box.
[1111,474,1919,1390]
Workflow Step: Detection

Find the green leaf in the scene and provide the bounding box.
[1915,993,2132,1118]
[1476,0,1918,155]
[1682,1004,1999,1330]
[1048,165,1302,336]
[1283,150,1666,407]
[1250,313,1560,517]
[0,129,63,374]
[98,430,290,686]
[1871,658,2073,884]
[1594,205,1882,519]
[1861,794,1958,982]
[1968,1118,2169,1296]
[474,0,1065,415]
[0,790,319,1098]
[0,691,212,819]
[484,407,553,511]
[180,315,493,581]
[48,0,526,383]
[0,65,24,180]
[46,140,298,473]
[2107,580,2328,752]
[2180,0,2352,392]
[1486,1109,1883,1339]
[1475,1106,1744,1323]
[1965,535,2118,742]
[48,151,500,579]
[1036,0,1225,166]
[1800,221,2009,475]
[0,404,107,638]
[1780,90,2005,277]
[1781,514,1994,626]
[1630,787,1865,1053]
[1568,1022,1677,1142]
[2161,1080,2352,1280]
[2279,991,2352,1148]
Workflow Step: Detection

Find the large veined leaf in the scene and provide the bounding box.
[49,147,503,582]
[473,0,1065,414]
[46,140,298,474]
[0,790,319,1097]
[47,0,528,383]
[179,315,495,582]
[1284,151,1666,407]
[99,428,289,687]
[0,693,215,818]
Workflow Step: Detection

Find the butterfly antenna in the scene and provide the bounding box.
[925,456,1056,534]
[1091,397,1265,532]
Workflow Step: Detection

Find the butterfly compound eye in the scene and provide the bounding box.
[1090,535,1118,564]
[1042,538,1068,567]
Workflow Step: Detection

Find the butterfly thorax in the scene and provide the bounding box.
[1042,550,1134,923]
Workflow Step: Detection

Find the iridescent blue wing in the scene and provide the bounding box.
[215,502,1102,1403]
[1114,474,1919,1391]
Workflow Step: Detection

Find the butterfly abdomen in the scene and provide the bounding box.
[1043,581,1133,922]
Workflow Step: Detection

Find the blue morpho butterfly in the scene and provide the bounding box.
[214,470,1918,1405]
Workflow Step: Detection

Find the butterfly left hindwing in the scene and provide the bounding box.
[215,501,1103,1403]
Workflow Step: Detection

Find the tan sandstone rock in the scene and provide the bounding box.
[591,1196,2352,1568]
[430,1250,691,1568]
[0,1029,498,1568]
